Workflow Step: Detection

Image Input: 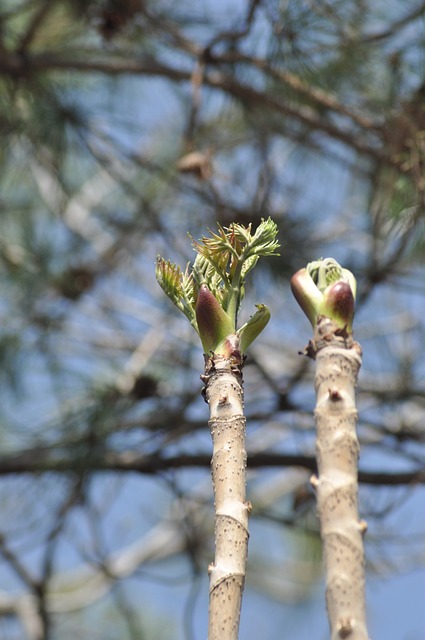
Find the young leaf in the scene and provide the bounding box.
[155,256,197,327]
[156,219,279,353]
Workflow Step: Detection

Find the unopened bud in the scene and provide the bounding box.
[195,284,234,353]
[291,258,356,331]
[238,304,271,353]
[323,281,355,330]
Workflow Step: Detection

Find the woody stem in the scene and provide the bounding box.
[204,338,250,640]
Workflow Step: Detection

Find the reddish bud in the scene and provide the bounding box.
[323,281,355,329]
[195,284,234,353]
[291,259,357,331]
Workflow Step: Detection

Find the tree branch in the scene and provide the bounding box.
[0,449,424,486]
[0,51,397,167]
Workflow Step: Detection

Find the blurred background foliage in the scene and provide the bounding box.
[0,1,425,639]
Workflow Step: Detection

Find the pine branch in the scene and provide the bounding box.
[0,50,400,167]
[0,448,424,485]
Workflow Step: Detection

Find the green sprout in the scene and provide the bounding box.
[291,257,356,331]
[156,218,279,355]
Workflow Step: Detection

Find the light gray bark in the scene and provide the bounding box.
[203,341,250,640]
[311,316,369,640]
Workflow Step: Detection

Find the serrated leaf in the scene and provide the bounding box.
[192,253,228,304]
[181,264,197,309]
[155,256,183,304]
[241,254,259,278]
[246,217,280,257]
[155,256,196,326]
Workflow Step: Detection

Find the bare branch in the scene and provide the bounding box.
[0,449,424,486]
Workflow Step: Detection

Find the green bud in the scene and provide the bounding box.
[291,267,324,328]
[237,304,271,353]
[195,284,234,354]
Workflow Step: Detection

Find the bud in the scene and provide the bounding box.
[237,304,271,353]
[291,258,356,331]
[291,267,323,328]
[323,281,355,330]
[195,284,234,354]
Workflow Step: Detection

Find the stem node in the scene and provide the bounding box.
[359,520,368,535]
[337,618,354,638]
[310,474,319,489]
[329,388,342,401]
